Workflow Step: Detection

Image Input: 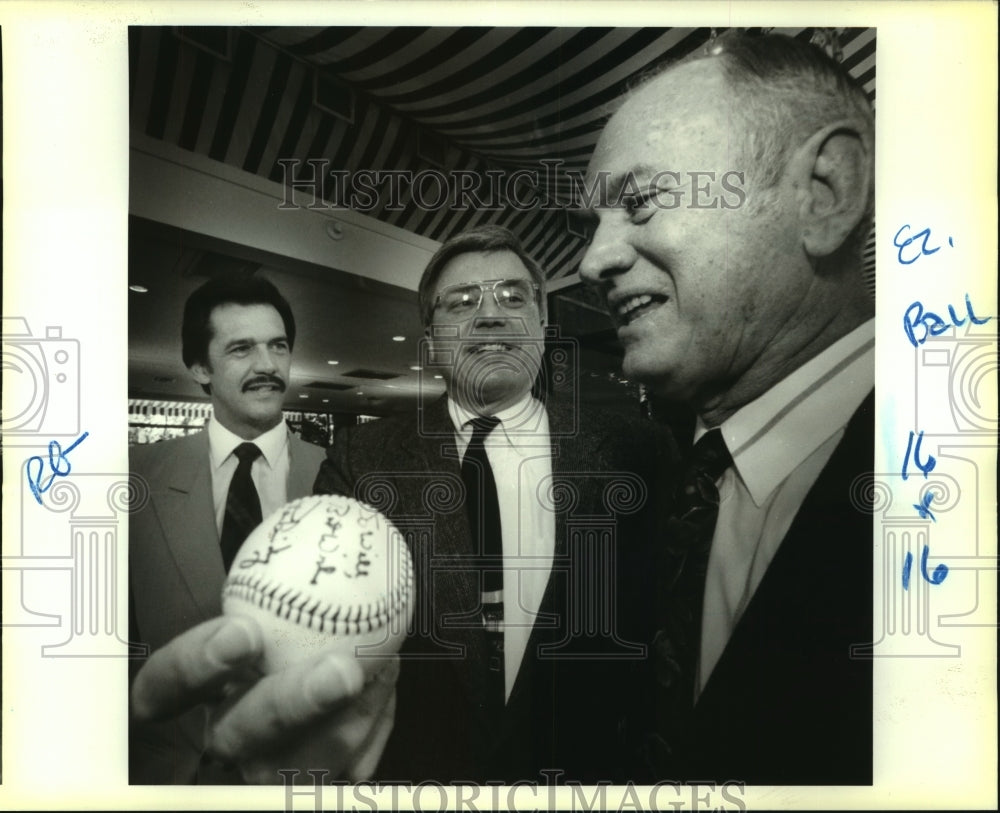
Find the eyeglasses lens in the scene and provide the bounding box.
[440,280,534,319]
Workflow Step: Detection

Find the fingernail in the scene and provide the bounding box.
[207,616,261,667]
[305,655,365,707]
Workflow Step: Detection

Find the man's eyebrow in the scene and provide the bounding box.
[223,334,288,350]
[580,164,661,210]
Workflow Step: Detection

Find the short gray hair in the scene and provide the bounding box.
[637,31,875,258]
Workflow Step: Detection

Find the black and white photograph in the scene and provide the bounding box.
[0,3,996,812]
[125,23,881,790]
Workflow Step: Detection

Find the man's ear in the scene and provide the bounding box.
[189,362,211,387]
[792,120,873,258]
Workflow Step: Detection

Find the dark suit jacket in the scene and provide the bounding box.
[314,395,672,783]
[623,391,875,785]
[129,428,327,784]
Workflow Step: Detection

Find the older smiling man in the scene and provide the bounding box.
[579,31,876,784]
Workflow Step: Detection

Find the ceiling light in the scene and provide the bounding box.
[433,374,443,380]
[322,399,329,403]
[392,335,406,342]
[129,284,148,293]
[299,394,308,399]
[409,365,422,371]
[327,360,339,365]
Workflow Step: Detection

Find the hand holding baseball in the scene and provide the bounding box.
[130,615,396,782]
[131,495,414,783]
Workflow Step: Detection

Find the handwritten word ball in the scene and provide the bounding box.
[221,494,414,674]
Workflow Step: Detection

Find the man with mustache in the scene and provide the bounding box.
[129,273,326,783]
[130,226,668,784]
[578,31,875,784]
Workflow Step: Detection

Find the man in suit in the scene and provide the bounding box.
[130,226,669,784]
[313,225,666,781]
[129,273,326,783]
[577,31,875,784]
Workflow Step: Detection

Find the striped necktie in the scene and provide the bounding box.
[648,428,732,768]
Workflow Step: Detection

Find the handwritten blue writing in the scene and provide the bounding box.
[903,293,988,348]
[894,224,954,265]
[902,544,949,589]
[913,492,936,522]
[25,432,89,506]
[901,430,937,481]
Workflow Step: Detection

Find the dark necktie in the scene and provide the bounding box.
[220,442,263,571]
[460,416,505,705]
[649,428,732,766]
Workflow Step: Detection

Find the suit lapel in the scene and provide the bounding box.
[421,398,528,733]
[698,390,875,702]
[152,432,226,619]
[286,433,319,499]
[406,398,492,670]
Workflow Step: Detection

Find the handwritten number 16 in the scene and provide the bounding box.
[902,544,949,589]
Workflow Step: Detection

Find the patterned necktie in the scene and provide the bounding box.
[220,442,263,571]
[648,428,732,766]
[460,415,505,705]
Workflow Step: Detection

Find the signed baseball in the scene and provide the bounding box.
[221,494,414,674]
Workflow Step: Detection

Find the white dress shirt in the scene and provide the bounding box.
[208,418,292,535]
[449,395,555,701]
[697,319,875,694]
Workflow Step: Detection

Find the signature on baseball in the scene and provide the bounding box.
[238,543,290,569]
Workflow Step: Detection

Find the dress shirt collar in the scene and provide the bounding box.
[448,394,547,449]
[695,319,875,507]
[207,417,289,470]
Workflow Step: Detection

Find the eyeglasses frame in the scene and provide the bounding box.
[431,278,543,321]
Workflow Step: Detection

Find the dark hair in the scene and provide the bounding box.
[181,273,296,369]
[417,225,547,326]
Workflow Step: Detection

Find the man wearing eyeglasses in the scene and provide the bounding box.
[311,225,667,781]
[131,225,670,784]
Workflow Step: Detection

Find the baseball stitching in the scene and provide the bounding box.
[223,553,413,637]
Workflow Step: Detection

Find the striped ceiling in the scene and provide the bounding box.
[129,25,876,286]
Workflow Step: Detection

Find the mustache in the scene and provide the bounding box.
[242,374,286,393]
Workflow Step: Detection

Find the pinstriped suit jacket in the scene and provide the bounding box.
[314,395,673,782]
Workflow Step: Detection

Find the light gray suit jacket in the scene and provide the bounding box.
[128,427,326,784]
